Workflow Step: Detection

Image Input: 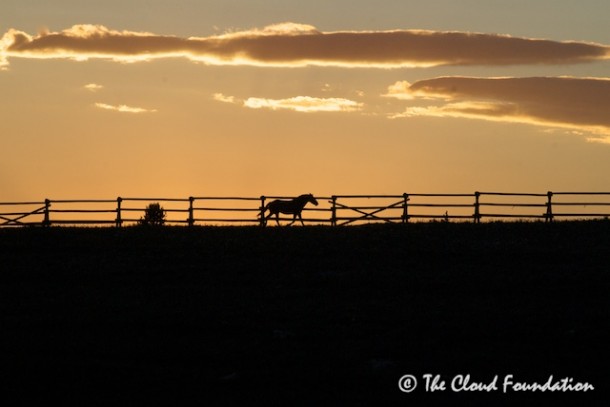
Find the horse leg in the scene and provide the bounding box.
[275,212,281,226]
[265,210,277,226]
[298,212,305,226]
[287,213,296,226]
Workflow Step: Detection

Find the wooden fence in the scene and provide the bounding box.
[2,192,610,227]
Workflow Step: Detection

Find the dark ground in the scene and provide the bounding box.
[1,222,609,405]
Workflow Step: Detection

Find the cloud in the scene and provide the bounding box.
[95,102,156,113]
[214,92,362,113]
[2,23,610,69]
[213,93,236,104]
[244,96,363,112]
[84,83,103,92]
[385,81,415,100]
[387,76,610,141]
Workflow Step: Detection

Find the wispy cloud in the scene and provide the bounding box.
[214,93,362,113]
[95,102,156,113]
[2,23,609,70]
[213,93,236,104]
[244,96,363,113]
[84,83,103,92]
[387,76,610,141]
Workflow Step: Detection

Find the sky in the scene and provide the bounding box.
[2,0,610,202]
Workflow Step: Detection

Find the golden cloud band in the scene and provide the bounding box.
[2,23,609,69]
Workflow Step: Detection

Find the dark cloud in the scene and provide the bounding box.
[2,23,609,69]
[387,76,610,140]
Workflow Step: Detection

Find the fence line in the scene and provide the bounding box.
[1,192,610,227]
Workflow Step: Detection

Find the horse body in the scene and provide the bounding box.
[263,194,318,226]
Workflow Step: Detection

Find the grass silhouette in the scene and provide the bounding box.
[1,221,608,404]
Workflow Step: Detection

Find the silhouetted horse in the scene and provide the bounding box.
[262,194,318,226]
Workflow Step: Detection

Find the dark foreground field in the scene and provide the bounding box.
[1,222,609,405]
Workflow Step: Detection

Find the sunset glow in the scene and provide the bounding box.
[2,0,610,201]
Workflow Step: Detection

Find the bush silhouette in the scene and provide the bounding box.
[139,203,166,226]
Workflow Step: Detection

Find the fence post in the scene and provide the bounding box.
[402,193,410,223]
[43,199,51,227]
[330,196,337,226]
[188,197,195,227]
[260,196,266,227]
[545,191,554,223]
[473,192,481,223]
[115,197,123,227]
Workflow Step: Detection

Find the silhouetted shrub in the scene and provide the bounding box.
[139,203,166,226]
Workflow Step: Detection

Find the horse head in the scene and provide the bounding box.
[307,193,319,206]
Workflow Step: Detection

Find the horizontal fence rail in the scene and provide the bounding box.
[1,192,610,227]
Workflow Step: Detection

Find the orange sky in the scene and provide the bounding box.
[2,1,610,202]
